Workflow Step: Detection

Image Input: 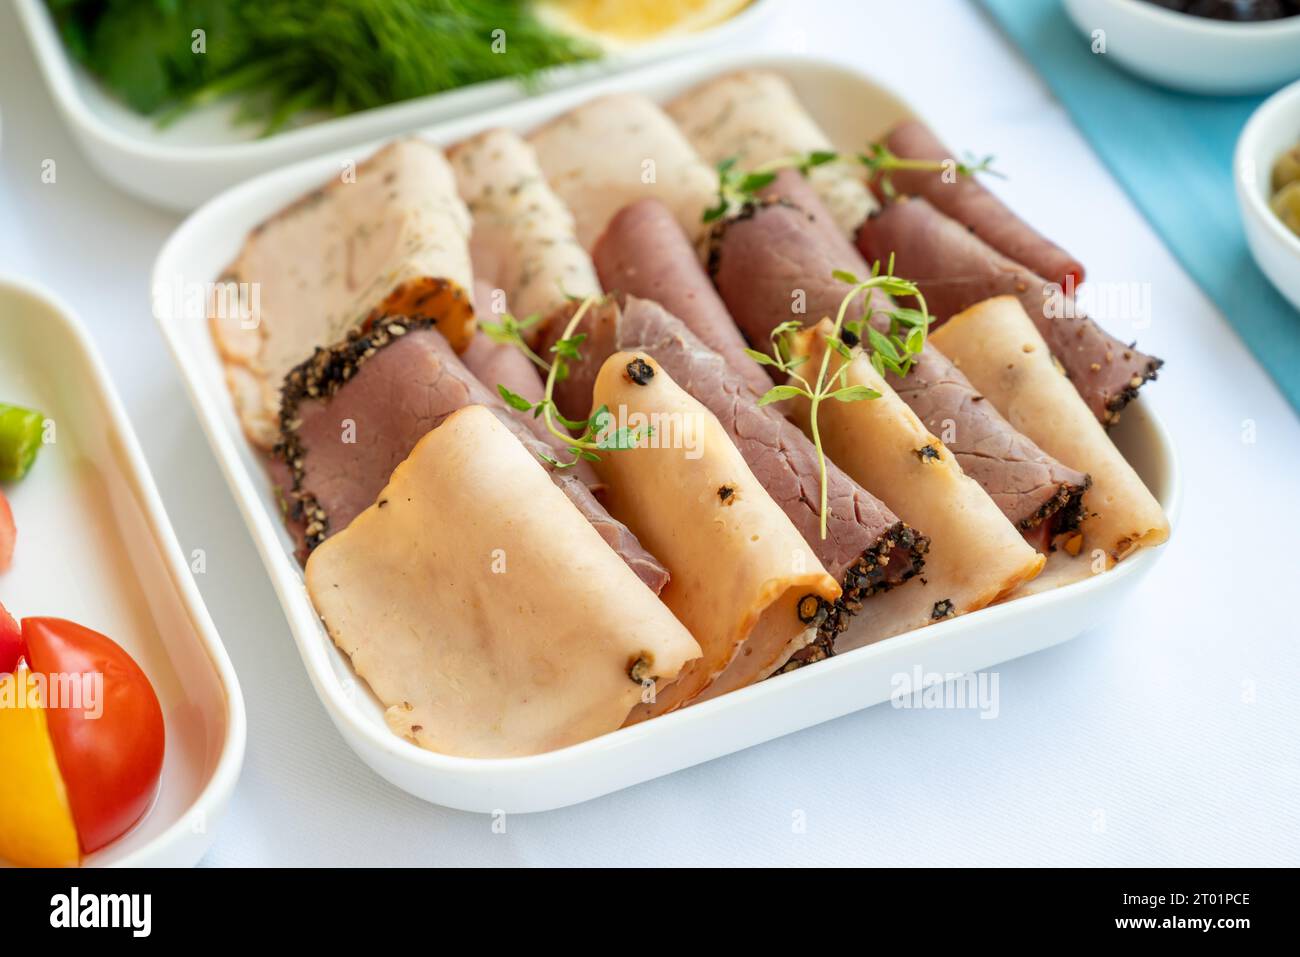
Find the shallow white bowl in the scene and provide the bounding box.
[152,53,1180,814]
[1064,0,1300,95]
[1236,78,1300,311]
[0,277,246,866]
[15,0,775,212]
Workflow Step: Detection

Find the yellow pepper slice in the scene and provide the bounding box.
[0,664,81,867]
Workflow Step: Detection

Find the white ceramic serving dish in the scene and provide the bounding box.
[15,0,776,212]
[1063,0,1300,95]
[152,53,1180,814]
[0,277,246,864]
[1236,77,1300,312]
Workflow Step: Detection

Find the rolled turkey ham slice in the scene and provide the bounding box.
[929,296,1169,574]
[876,119,1084,290]
[542,295,928,660]
[587,352,840,716]
[304,405,700,758]
[448,128,600,336]
[787,320,1044,647]
[665,68,876,238]
[708,169,1089,546]
[211,138,475,448]
[274,319,668,594]
[528,93,719,250]
[592,198,773,399]
[857,196,1161,425]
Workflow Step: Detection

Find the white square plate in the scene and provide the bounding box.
[151,53,1179,814]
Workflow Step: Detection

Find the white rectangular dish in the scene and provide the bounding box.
[152,53,1180,814]
[0,276,246,865]
[15,0,776,212]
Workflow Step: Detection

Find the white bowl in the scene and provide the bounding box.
[152,52,1180,814]
[0,276,246,866]
[14,0,776,212]
[1064,0,1300,95]
[1236,78,1300,312]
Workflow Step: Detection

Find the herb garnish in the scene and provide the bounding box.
[703,146,1001,222]
[494,296,651,469]
[745,257,931,540]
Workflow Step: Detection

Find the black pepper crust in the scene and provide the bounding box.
[1102,356,1163,427]
[781,520,930,673]
[1020,473,1092,541]
[273,315,436,553]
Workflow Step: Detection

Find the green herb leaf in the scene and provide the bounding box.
[756,385,807,406]
[830,385,880,403]
[497,385,535,412]
[743,347,778,367]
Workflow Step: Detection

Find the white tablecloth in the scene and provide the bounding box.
[2,0,1296,867]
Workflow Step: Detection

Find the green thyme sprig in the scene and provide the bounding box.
[859,143,1003,199]
[480,311,548,373]
[495,296,651,469]
[702,145,1001,223]
[744,257,931,539]
[703,151,840,223]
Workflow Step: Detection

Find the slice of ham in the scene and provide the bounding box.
[665,68,877,238]
[785,320,1045,648]
[304,405,700,758]
[540,296,929,659]
[876,119,1084,290]
[707,169,1089,545]
[211,138,475,448]
[857,196,1161,425]
[274,320,668,594]
[448,128,600,339]
[528,93,719,250]
[592,198,774,399]
[588,352,840,715]
[929,297,1169,568]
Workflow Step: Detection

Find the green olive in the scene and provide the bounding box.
[1272,144,1300,193]
[1270,180,1300,237]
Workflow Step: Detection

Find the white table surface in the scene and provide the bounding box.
[2,0,1297,868]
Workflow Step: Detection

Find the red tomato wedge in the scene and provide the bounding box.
[0,599,21,674]
[0,487,14,572]
[22,618,165,854]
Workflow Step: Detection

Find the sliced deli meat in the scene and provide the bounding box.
[542,295,928,660]
[857,196,1161,425]
[211,138,474,447]
[529,93,719,250]
[876,119,1085,290]
[666,68,877,237]
[787,320,1044,646]
[930,297,1169,569]
[592,198,773,399]
[304,405,700,758]
[448,128,600,336]
[708,169,1090,546]
[275,319,668,593]
[589,352,840,716]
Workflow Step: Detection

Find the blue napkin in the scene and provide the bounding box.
[980,0,1300,414]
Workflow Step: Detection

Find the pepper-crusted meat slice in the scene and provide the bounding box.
[275,320,668,593]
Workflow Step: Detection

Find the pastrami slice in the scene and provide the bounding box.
[706,169,1089,543]
[878,119,1084,290]
[274,319,668,593]
[857,196,1161,425]
[592,198,774,399]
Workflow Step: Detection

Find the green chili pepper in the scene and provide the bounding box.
[0,403,46,481]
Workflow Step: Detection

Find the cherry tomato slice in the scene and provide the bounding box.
[0,599,21,675]
[22,618,165,854]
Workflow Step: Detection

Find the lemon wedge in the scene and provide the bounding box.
[537,0,752,45]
